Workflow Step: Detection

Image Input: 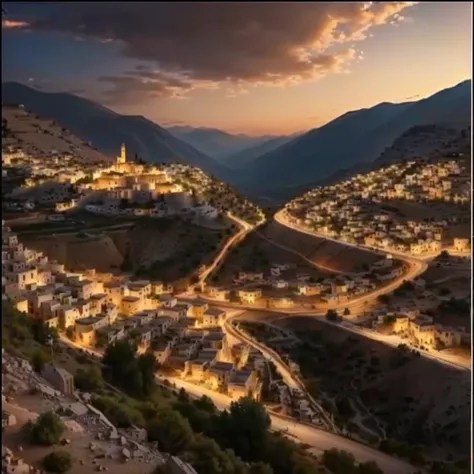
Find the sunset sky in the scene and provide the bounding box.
[2,2,472,135]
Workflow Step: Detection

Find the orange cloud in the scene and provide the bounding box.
[14,2,417,101]
[2,19,29,29]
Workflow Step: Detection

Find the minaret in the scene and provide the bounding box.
[120,143,126,163]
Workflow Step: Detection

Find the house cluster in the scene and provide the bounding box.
[182,325,263,401]
[2,221,264,402]
[3,142,107,188]
[207,257,405,306]
[80,145,262,223]
[285,159,470,256]
[4,137,263,225]
[371,306,468,350]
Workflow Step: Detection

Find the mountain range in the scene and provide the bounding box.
[166,126,286,162]
[1,82,229,180]
[237,79,471,202]
[2,79,471,203]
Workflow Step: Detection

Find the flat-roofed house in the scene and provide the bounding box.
[121,295,142,316]
[190,300,209,319]
[206,361,234,390]
[74,315,110,346]
[238,289,262,304]
[228,369,259,401]
[202,308,226,328]
[128,280,152,299]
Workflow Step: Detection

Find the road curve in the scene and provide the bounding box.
[58,313,421,473]
[196,212,257,288]
[165,377,419,474]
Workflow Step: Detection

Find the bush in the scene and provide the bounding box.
[325,310,340,322]
[31,348,50,373]
[91,395,145,428]
[147,407,194,454]
[321,448,357,474]
[42,451,73,473]
[30,412,65,446]
[74,365,104,392]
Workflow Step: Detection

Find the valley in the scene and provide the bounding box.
[2,21,471,474]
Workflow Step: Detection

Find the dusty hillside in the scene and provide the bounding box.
[262,221,379,272]
[20,217,235,282]
[213,231,330,285]
[276,317,470,462]
[2,105,111,166]
[20,233,125,272]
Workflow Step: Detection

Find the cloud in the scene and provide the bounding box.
[97,70,218,104]
[2,19,29,29]
[10,2,417,100]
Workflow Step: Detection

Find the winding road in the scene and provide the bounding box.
[162,377,419,474]
[194,212,257,288]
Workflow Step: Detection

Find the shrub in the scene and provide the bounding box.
[42,451,73,473]
[30,412,65,446]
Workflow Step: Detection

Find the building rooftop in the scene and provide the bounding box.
[204,307,225,317]
[209,361,234,373]
[75,316,103,325]
[122,296,140,303]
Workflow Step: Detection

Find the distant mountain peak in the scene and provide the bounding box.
[2,82,228,179]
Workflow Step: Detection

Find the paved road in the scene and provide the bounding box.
[224,313,337,432]
[59,333,417,472]
[195,212,258,288]
[163,377,419,474]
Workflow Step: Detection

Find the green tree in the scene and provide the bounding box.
[41,451,73,473]
[102,340,144,397]
[172,400,214,435]
[249,462,274,474]
[74,365,104,392]
[321,449,357,474]
[91,395,145,428]
[31,348,50,373]
[216,397,271,463]
[325,310,339,322]
[147,407,194,454]
[187,434,244,474]
[357,461,384,474]
[137,352,157,396]
[194,395,216,413]
[29,411,65,446]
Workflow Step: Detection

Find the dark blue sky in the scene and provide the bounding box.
[2,2,471,134]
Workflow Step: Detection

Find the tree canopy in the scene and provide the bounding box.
[29,411,65,446]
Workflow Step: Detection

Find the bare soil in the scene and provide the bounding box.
[213,230,329,286]
[3,106,111,166]
[262,221,380,273]
[268,316,470,461]
[20,216,236,283]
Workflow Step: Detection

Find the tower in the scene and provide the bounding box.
[117,143,126,164]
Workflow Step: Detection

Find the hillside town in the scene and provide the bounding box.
[2,219,267,403]
[284,158,470,257]
[208,255,407,307]
[2,106,264,226]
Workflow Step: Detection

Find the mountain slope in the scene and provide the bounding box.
[167,125,279,161]
[242,80,471,201]
[1,82,228,179]
[225,134,301,169]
